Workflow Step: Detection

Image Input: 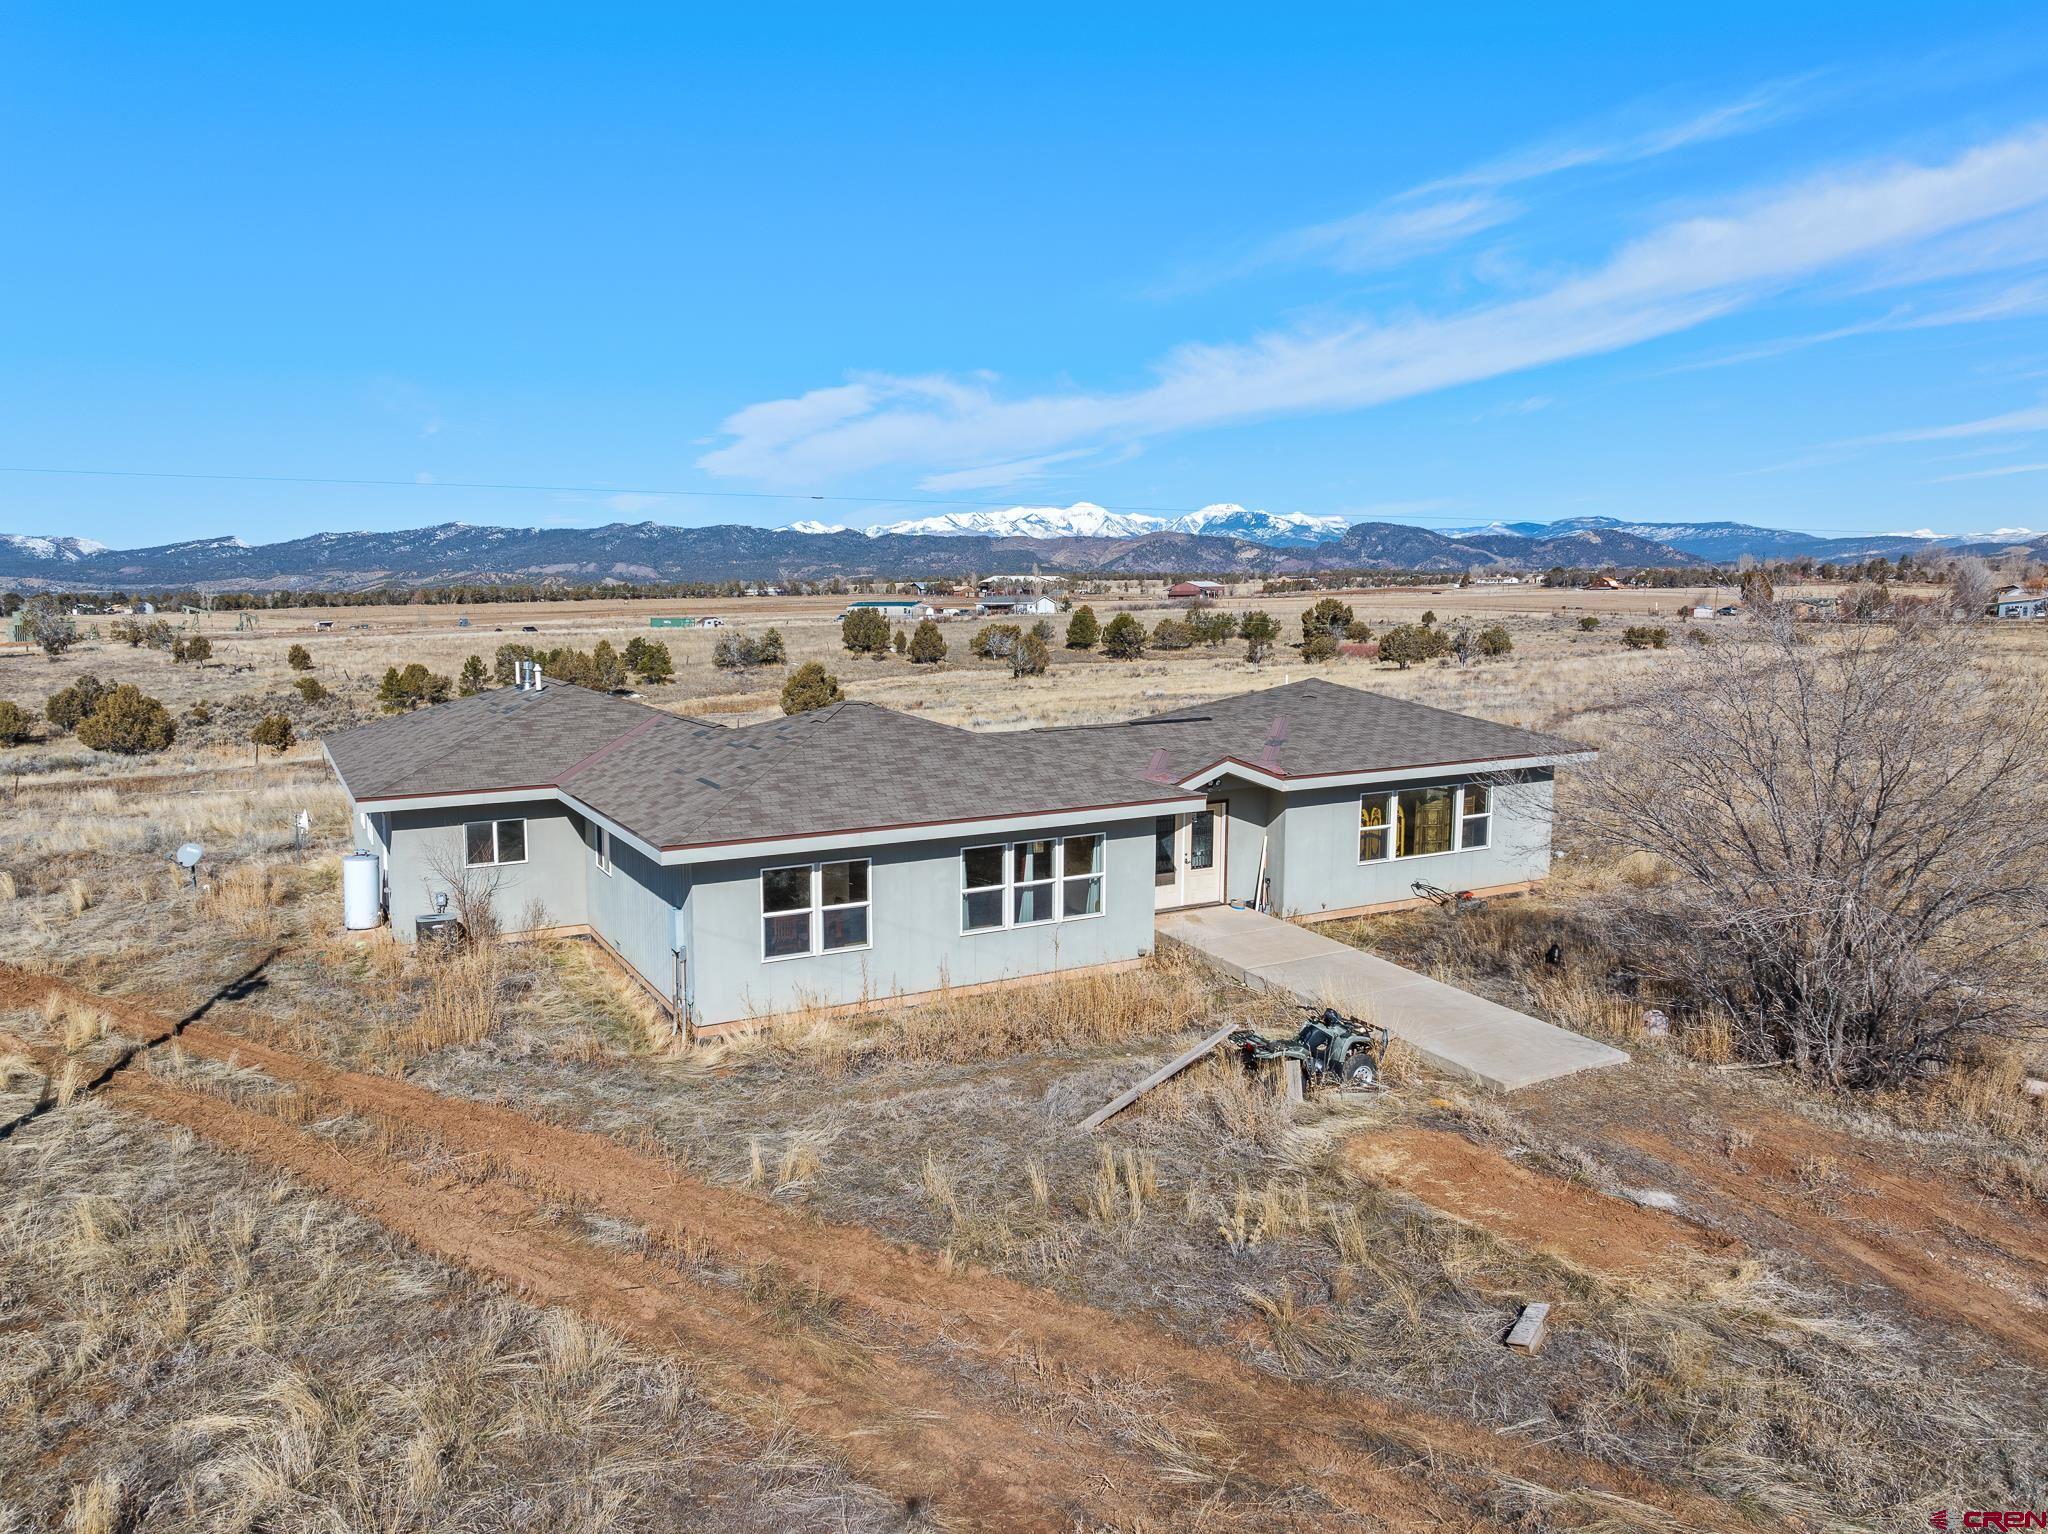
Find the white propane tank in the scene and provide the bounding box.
[342,852,383,930]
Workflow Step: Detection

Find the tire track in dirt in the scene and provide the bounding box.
[2,965,1761,1532]
[1,1024,1324,1532]
[100,1072,1180,1532]
[1342,1127,1742,1279]
[1611,1117,2048,1366]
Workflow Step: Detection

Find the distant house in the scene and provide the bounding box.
[1168,580,1226,600]
[976,595,1056,616]
[1993,587,2048,619]
[324,677,1590,1033]
[845,598,926,618]
[1587,576,1623,591]
[314,620,335,631]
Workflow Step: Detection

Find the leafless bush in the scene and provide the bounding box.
[1579,610,2048,1086]
[421,836,504,944]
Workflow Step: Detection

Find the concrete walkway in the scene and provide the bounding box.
[1156,905,1628,1091]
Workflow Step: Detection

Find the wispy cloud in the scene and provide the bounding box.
[916,447,1102,492]
[1867,399,2048,443]
[1473,394,1556,420]
[701,123,2048,486]
[1928,460,2048,482]
[1664,276,2048,374]
[1161,81,1805,293]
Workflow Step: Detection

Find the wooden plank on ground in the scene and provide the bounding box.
[1505,1302,1551,1354]
[1079,1024,1236,1133]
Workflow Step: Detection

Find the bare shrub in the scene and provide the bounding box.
[1580,612,2048,1086]
[421,836,505,944]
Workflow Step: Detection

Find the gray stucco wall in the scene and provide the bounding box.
[382,799,590,940]
[685,819,1156,1027]
[584,823,689,1004]
[1272,769,1554,918]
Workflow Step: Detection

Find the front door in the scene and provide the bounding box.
[1153,800,1228,910]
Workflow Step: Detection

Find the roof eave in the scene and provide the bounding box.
[1177,749,1596,792]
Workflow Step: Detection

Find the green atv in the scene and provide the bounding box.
[1227,1007,1390,1090]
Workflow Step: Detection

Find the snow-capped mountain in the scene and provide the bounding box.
[866,502,1169,540]
[779,519,849,534]
[858,501,1347,547]
[1171,504,1348,545]
[0,533,110,561]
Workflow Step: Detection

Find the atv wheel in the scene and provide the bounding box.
[1340,1054,1379,1089]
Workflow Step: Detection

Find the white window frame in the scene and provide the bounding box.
[464,817,528,868]
[1460,783,1491,850]
[960,833,1107,934]
[1356,785,1491,866]
[594,826,613,877]
[759,858,872,962]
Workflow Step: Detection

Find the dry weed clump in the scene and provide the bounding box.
[371,947,512,1065]
[762,952,1232,1071]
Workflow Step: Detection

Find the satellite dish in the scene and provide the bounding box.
[175,843,204,870]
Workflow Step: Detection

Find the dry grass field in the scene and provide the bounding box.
[2,589,2044,1531]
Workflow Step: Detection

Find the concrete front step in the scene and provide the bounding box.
[1156,904,1628,1092]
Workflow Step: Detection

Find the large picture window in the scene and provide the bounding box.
[963,833,1105,932]
[1357,785,1491,864]
[761,859,871,960]
[464,818,527,867]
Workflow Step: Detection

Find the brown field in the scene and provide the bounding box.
[2,589,2045,1531]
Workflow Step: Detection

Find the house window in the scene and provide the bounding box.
[1461,784,1490,848]
[1396,786,1456,858]
[1062,834,1104,917]
[1013,840,1057,926]
[464,818,526,867]
[961,845,1007,932]
[1358,797,1388,861]
[962,833,1107,932]
[761,859,871,960]
[593,826,613,876]
[1357,784,1489,863]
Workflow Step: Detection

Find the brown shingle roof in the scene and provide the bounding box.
[1041,676,1588,783]
[323,676,1584,853]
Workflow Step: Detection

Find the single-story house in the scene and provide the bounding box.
[1168,580,1226,599]
[323,676,1589,1032]
[977,595,1057,616]
[845,599,929,618]
[1993,587,2047,620]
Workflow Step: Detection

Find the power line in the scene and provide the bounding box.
[0,462,1995,542]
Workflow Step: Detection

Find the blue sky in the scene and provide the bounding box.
[7,3,2048,546]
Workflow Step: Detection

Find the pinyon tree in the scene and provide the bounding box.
[77,685,175,755]
[1101,613,1145,659]
[780,662,842,714]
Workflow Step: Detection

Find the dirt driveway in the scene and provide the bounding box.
[0,963,1758,1534]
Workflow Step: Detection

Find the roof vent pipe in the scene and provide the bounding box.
[532,664,544,691]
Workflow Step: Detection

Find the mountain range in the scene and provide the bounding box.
[804,502,1352,546]
[0,514,2039,592]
